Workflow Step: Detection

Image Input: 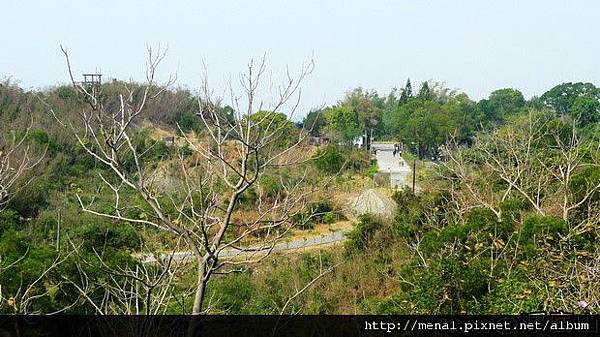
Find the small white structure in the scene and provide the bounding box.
[352,135,365,148]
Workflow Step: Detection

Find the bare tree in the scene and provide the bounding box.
[63,238,188,315]
[441,135,506,220]
[0,250,75,314]
[543,121,600,223]
[441,110,600,226]
[56,47,317,314]
[0,125,43,211]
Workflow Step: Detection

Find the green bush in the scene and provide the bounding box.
[346,149,371,172]
[211,273,255,313]
[22,128,59,157]
[292,199,335,230]
[313,144,372,175]
[291,212,315,230]
[179,144,194,158]
[0,209,21,235]
[521,216,567,241]
[306,199,333,218]
[150,140,171,160]
[322,212,336,224]
[345,214,382,253]
[56,86,77,99]
[236,187,258,209]
[499,198,524,234]
[483,269,546,313]
[366,160,378,178]
[73,222,141,252]
[127,129,173,168]
[259,175,283,198]
[174,111,203,134]
[313,144,345,173]
[7,176,52,217]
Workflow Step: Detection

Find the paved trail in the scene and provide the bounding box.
[142,230,348,263]
[371,143,412,189]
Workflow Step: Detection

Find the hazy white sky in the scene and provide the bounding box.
[2,0,600,119]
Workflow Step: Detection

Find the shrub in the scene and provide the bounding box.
[291,212,315,230]
[322,212,336,224]
[259,175,283,198]
[346,149,371,172]
[175,111,203,134]
[291,199,335,230]
[0,209,20,235]
[7,177,52,217]
[306,199,333,218]
[365,160,378,178]
[483,270,546,313]
[179,144,194,158]
[19,129,59,160]
[313,144,345,174]
[345,214,382,253]
[499,198,524,235]
[521,216,567,241]
[73,222,141,252]
[236,187,258,209]
[150,140,171,160]
[211,273,255,313]
[56,86,77,99]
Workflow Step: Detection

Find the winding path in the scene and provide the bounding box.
[142,230,348,263]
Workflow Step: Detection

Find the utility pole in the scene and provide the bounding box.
[56,209,61,251]
[412,143,418,194]
[412,158,416,193]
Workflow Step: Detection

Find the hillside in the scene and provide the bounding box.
[1,78,599,314]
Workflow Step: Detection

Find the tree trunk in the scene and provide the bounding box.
[192,258,207,314]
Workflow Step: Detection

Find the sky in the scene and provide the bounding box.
[2,0,600,120]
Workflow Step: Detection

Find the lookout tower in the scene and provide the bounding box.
[78,73,103,108]
[82,73,102,87]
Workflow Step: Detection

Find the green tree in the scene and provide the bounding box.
[249,111,299,147]
[478,88,525,124]
[571,95,600,126]
[540,82,600,117]
[388,99,458,158]
[399,79,413,104]
[417,81,432,101]
[303,108,327,136]
[442,93,481,141]
[341,87,385,140]
[324,105,361,144]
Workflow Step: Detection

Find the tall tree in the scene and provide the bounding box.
[388,99,458,158]
[541,82,598,115]
[541,82,600,125]
[399,78,413,104]
[324,105,361,144]
[417,81,432,101]
[571,96,600,126]
[477,88,525,125]
[303,108,327,136]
